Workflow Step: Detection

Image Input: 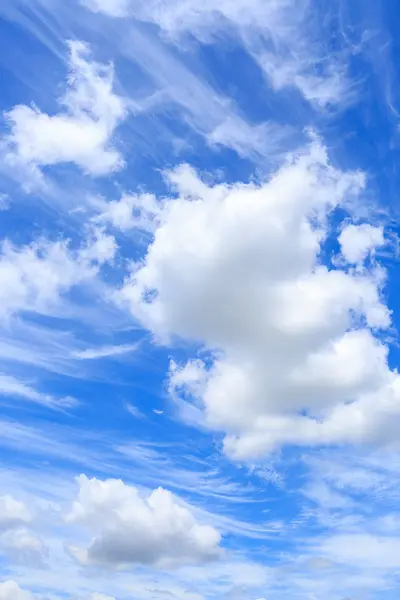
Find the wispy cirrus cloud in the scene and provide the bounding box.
[72,343,139,360]
[0,374,76,409]
[81,0,355,110]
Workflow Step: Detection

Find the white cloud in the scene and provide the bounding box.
[0,496,45,567]
[0,229,116,321]
[0,239,90,320]
[125,402,145,418]
[67,475,221,568]
[320,533,400,570]
[2,41,126,176]
[118,142,400,459]
[1,528,41,553]
[0,374,76,408]
[92,193,162,233]
[103,18,297,163]
[0,194,9,211]
[73,342,138,360]
[339,223,385,264]
[0,581,33,600]
[0,495,31,532]
[80,0,130,17]
[206,118,293,159]
[0,527,46,567]
[84,0,352,109]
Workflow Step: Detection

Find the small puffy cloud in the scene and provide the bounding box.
[0,581,34,600]
[118,142,400,459]
[0,239,90,320]
[2,41,126,177]
[339,223,385,264]
[93,193,161,233]
[67,475,221,568]
[0,528,47,567]
[0,229,116,321]
[0,496,45,567]
[0,495,31,532]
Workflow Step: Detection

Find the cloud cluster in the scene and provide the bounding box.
[117,142,399,459]
[2,41,126,177]
[67,475,221,568]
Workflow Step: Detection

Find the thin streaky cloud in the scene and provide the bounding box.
[72,342,139,360]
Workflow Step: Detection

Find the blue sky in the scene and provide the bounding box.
[1,1,400,599]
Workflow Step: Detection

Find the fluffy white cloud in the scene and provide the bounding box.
[2,41,126,176]
[67,475,221,568]
[0,229,116,321]
[0,527,46,567]
[0,495,31,532]
[118,142,400,459]
[0,581,33,600]
[93,193,161,233]
[0,496,45,566]
[339,223,385,264]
